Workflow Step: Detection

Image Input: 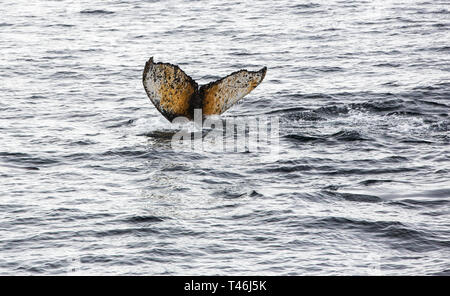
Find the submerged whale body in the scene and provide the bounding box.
[142,57,267,122]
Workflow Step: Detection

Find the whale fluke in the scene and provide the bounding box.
[143,57,266,122]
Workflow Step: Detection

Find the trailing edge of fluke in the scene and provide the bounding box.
[142,57,267,122]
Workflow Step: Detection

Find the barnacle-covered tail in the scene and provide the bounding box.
[200,67,267,116]
[143,57,198,121]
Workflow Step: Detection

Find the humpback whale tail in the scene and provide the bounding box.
[142,57,267,122]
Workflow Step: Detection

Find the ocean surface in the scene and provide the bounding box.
[1,0,449,275]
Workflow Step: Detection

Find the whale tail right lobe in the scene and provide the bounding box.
[199,67,267,116]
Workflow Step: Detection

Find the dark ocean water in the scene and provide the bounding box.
[0,0,449,275]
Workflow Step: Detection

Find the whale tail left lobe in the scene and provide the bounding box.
[143,57,198,121]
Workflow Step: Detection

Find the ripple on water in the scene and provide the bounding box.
[1,0,449,275]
